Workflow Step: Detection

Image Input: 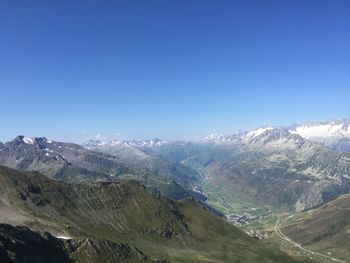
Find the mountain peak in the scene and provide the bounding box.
[10,135,33,145]
[244,126,275,140]
[244,127,305,148]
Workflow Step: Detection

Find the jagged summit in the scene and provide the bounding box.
[244,127,306,148]
[11,135,51,145]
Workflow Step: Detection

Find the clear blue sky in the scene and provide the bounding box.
[0,0,349,142]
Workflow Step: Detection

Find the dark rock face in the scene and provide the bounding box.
[0,224,72,263]
[65,239,151,263]
[0,224,152,263]
[27,183,42,194]
[158,228,176,238]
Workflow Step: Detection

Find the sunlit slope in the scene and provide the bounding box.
[0,166,310,263]
[281,194,350,261]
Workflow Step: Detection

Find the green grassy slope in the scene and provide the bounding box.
[0,166,310,263]
[281,194,350,261]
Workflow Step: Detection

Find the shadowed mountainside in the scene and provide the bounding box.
[0,223,152,263]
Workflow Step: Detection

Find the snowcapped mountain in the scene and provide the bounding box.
[288,120,350,152]
[84,120,349,150]
[289,120,350,142]
[243,127,274,141]
[193,127,305,150]
[242,127,308,150]
[85,139,172,150]
[191,119,350,152]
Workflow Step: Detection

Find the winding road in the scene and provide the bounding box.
[274,217,344,263]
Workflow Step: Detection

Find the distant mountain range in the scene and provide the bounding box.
[84,119,350,152]
[84,119,350,212]
[0,136,203,201]
[0,119,349,213]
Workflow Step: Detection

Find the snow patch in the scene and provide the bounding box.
[246,127,274,139]
[56,235,72,240]
[23,137,34,145]
[290,123,350,142]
